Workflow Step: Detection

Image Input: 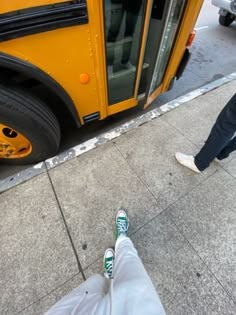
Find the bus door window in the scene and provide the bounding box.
[138,0,187,97]
[138,0,167,96]
[104,0,145,105]
[149,0,186,95]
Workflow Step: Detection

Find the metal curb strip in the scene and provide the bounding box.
[1,72,236,193]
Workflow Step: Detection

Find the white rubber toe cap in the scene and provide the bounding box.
[175,152,201,173]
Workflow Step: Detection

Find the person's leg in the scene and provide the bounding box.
[45,274,109,315]
[112,235,166,315]
[114,235,154,286]
[111,210,166,315]
[216,135,236,160]
[195,94,236,171]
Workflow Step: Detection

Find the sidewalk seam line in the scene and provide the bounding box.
[113,140,219,222]
[113,142,161,208]
[15,272,81,315]
[114,166,236,306]
[162,117,204,149]
[222,167,236,181]
[123,169,219,239]
[83,166,236,304]
[81,144,214,273]
[166,211,236,305]
[46,171,86,281]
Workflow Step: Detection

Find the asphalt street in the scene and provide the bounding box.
[1,0,236,180]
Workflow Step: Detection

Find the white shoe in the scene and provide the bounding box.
[175,152,201,173]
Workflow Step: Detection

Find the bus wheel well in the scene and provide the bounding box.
[0,64,80,129]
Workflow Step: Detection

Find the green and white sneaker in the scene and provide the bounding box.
[116,209,129,240]
[103,248,115,279]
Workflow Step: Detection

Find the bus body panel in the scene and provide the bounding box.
[0,0,69,14]
[0,24,102,124]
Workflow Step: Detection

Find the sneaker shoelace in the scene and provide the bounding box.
[105,260,113,277]
[117,219,128,234]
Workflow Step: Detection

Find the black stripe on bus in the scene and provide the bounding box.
[0,1,88,42]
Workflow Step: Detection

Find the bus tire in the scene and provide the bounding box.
[219,13,235,26]
[0,84,61,165]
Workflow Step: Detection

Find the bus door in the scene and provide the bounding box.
[103,0,187,110]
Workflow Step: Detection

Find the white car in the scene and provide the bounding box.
[212,0,236,26]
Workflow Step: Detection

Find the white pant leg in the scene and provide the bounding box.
[45,237,166,315]
[111,235,166,315]
[45,274,110,315]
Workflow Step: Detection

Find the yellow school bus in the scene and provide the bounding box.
[0,0,203,164]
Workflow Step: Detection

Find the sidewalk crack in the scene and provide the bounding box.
[223,165,236,181]
[46,171,86,281]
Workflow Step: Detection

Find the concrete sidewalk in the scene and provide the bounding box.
[1,80,236,315]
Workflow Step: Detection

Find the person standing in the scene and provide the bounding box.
[45,209,166,315]
[175,93,236,173]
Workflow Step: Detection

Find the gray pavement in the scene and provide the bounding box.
[1,80,236,315]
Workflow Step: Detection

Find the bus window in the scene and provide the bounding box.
[103,0,145,105]
[138,0,187,97]
[149,0,187,95]
[139,0,186,96]
[138,0,167,96]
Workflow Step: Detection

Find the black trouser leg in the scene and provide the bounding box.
[194,94,236,171]
[216,135,236,160]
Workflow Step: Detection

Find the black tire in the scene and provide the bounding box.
[219,13,235,26]
[0,84,61,165]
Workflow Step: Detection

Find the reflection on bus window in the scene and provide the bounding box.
[107,0,142,70]
[149,0,186,95]
[104,0,144,105]
[138,0,186,97]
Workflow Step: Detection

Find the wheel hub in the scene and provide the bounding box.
[0,124,32,159]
